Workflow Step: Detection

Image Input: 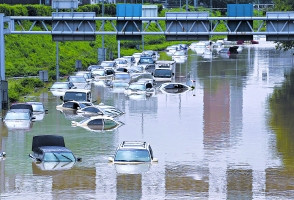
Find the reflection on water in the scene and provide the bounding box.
[1,44,294,199]
[269,69,294,172]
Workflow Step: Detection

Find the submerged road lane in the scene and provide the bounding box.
[1,42,294,199]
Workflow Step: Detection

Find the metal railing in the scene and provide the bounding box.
[2,15,294,36]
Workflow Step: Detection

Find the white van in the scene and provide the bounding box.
[152,61,176,82]
[62,89,92,102]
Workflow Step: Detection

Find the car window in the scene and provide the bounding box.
[64,92,87,102]
[31,104,44,112]
[139,58,154,64]
[106,70,114,75]
[63,102,79,109]
[114,149,151,162]
[113,82,129,88]
[146,83,153,89]
[83,107,101,113]
[154,69,172,77]
[129,84,146,91]
[88,119,103,125]
[51,83,69,89]
[104,119,118,130]
[93,70,105,76]
[87,119,104,131]
[69,77,86,83]
[43,152,75,162]
[148,146,153,159]
[115,73,130,80]
[5,112,30,120]
[145,65,155,72]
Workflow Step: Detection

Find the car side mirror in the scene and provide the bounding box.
[152,158,158,162]
[45,109,49,114]
[60,96,64,101]
[172,73,175,76]
[108,157,114,163]
[76,157,82,162]
[32,117,36,121]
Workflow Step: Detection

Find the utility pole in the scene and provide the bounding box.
[55,8,59,81]
[102,0,105,61]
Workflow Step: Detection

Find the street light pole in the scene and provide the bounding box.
[102,0,105,61]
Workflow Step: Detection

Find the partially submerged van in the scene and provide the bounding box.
[62,89,92,102]
[152,60,176,82]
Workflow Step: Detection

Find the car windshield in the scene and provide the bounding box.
[154,69,172,77]
[69,77,86,83]
[43,152,75,162]
[31,104,44,112]
[117,60,127,64]
[113,82,129,88]
[64,92,87,102]
[5,112,30,120]
[174,51,186,56]
[77,73,91,79]
[51,83,69,89]
[79,102,92,108]
[139,58,153,64]
[114,149,151,162]
[101,62,114,67]
[115,74,130,80]
[129,84,146,91]
[93,70,105,76]
[104,119,119,130]
[164,84,188,90]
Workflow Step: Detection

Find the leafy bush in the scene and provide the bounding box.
[11,4,28,16]
[0,4,12,16]
[25,5,52,16]
[8,78,44,102]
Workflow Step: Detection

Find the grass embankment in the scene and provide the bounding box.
[4,5,190,102]
[5,4,264,102]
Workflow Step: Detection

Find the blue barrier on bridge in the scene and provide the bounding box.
[116,4,142,41]
[227,4,253,41]
[228,4,253,17]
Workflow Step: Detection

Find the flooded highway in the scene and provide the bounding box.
[1,42,294,199]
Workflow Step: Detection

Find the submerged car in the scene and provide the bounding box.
[75,71,92,82]
[108,141,158,164]
[4,109,35,130]
[27,102,48,121]
[56,101,93,111]
[29,135,81,163]
[62,89,92,102]
[111,80,130,93]
[159,82,193,94]
[76,106,105,117]
[57,100,123,118]
[50,81,74,96]
[124,80,154,96]
[92,68,115,81]
[71,115,124,132]
[172,50,188,63]
[101,61,117,68]
[67,76,90,89]
[10,103,33,114]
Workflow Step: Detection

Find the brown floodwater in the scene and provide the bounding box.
[1,42,294,199]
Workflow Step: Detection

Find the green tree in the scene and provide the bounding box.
[273,0,294,51]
